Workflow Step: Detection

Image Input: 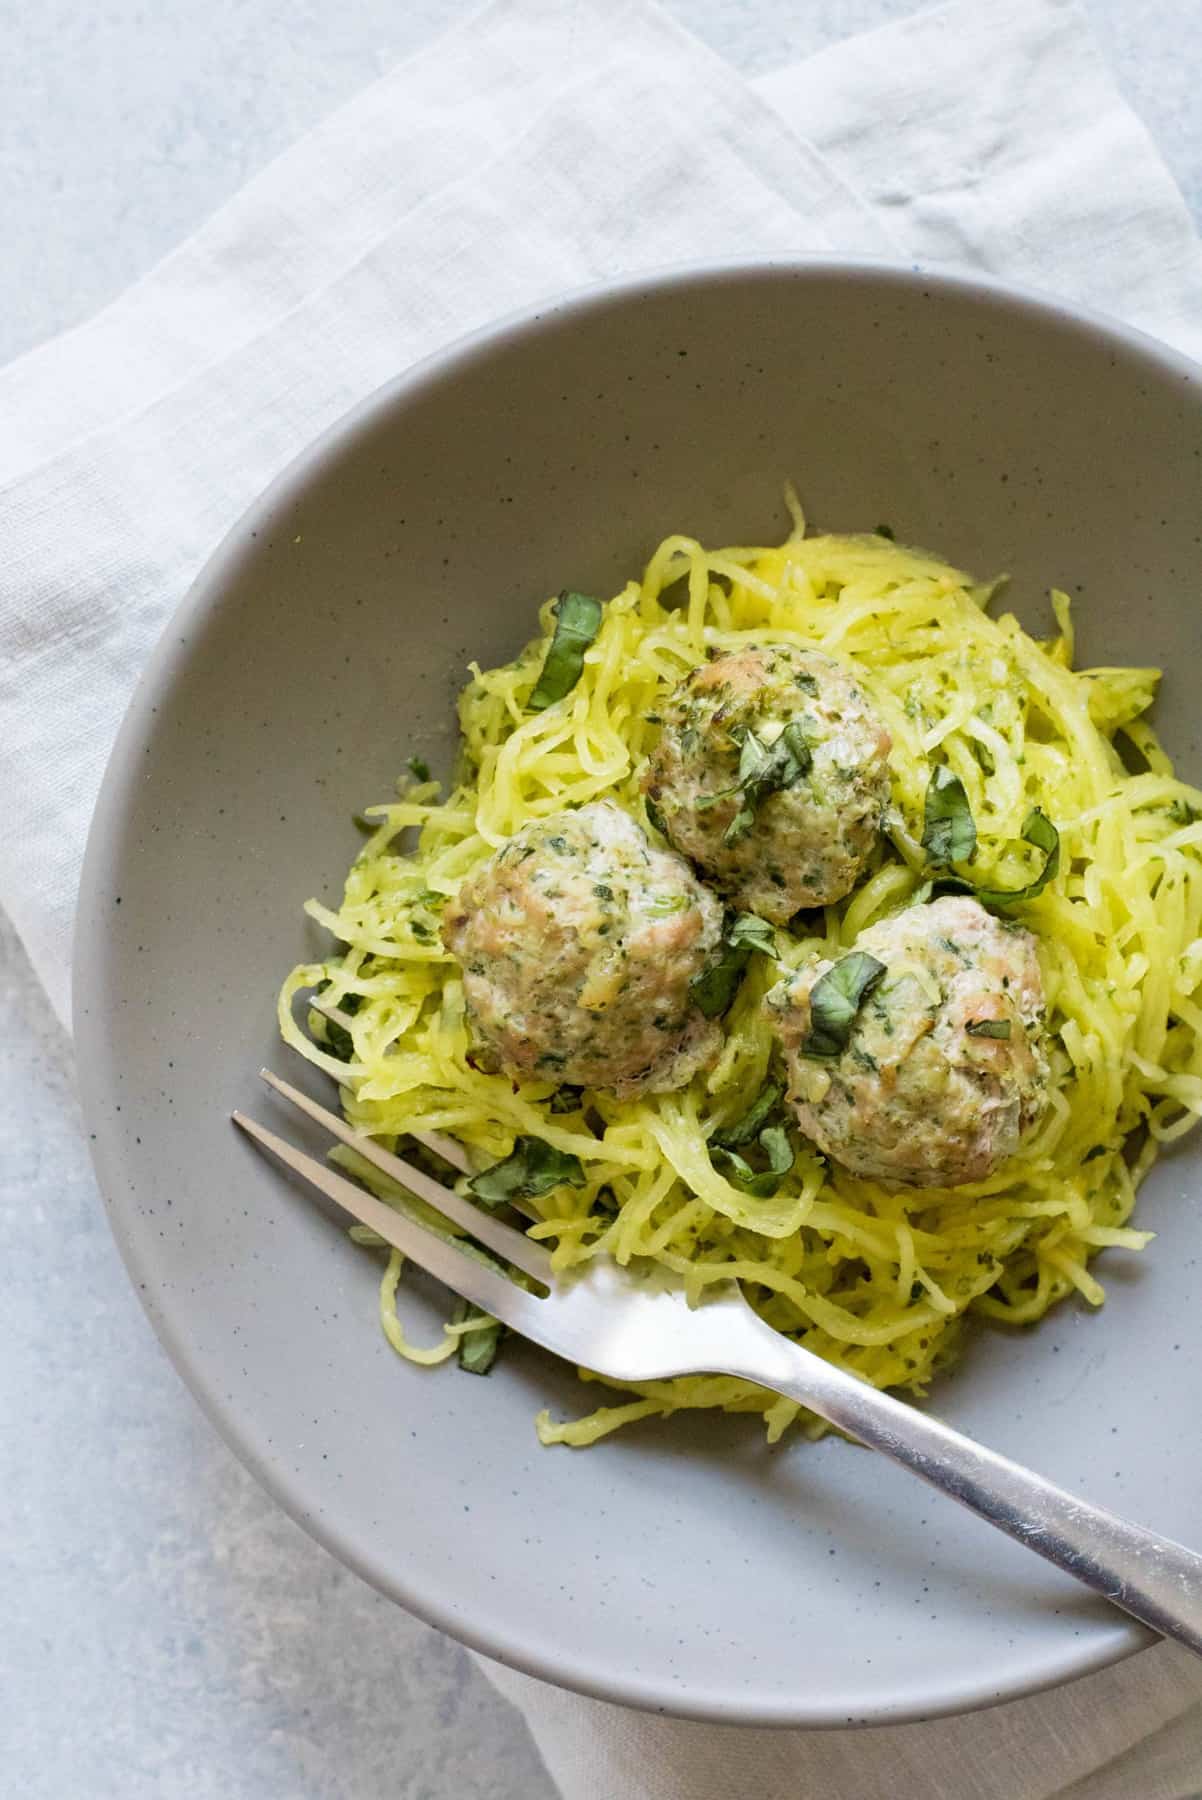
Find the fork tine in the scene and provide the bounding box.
[305,997,473,1176]
[232,1110,545,1332]
[257,1067,554,1283]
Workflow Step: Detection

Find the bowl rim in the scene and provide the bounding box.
[74,255,1200,1727]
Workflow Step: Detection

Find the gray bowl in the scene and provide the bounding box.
[75,261,1202,1727]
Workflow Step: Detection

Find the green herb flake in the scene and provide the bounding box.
[644,793,668,837]
[467,1135,586,1208]
[921,765,978,865]
[801,951,887,1060]
[527,591,603,711]
[406,754,431,782]
[690,912,776,1019]
[313,985,362,1061]
[713,1082,784,1150]
[713,1120,794,1198]
[699,721,812,846]
[453,1298,504,1376]
[875,523,896,540]
[966,1019,1012,1040]
[712,1078,795,1196]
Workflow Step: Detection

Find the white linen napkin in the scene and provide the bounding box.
[3,0,1202,1794]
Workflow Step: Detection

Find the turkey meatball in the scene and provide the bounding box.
[766,895,1048,1187]
[442,800,725,1099]
[643,644,891,924]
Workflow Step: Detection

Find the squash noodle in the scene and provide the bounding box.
[279,502,1202,1447]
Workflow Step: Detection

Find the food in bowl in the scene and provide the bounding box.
[442,798,725,1100]
[768,893,1049,1188]
[643,642,893,920]
[279,492,1202,1446]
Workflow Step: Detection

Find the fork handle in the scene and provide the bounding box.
[727,1326,1202,1656]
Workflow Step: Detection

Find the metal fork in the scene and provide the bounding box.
[233,1068,1202,1658]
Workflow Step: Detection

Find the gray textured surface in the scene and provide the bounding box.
[3,0,1202,367]
[2,0,1201,1794]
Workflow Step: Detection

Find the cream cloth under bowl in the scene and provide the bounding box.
[2,0,1202,1794]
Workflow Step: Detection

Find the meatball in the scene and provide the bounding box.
[442,800,725,1099]
[643,644,892,924]
[766,896,1048,1187]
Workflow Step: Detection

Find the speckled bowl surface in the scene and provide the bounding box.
[76,261,1202,1727]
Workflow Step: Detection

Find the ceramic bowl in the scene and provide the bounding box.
[76,261,1202,1726]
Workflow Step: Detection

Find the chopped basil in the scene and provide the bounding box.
[713,1119,794,1198]
[527,591,603,711]
[875,523,896,540]
[453,1298,504,1376]
[690,911,776,1018]
[713,1081,784,1149]
[801,951,887,1060]
[644,793,668,837]
[712,1081,794,1195]
[728,913,776,957]
[406,754,431,781]
[966,1019,1012,1039]
[314,985,362,1061]
[910,874,975,907]
[467,1135,586,1208]
[916,778,1060,909]
[921,765,978,865]
[699,721,812,845]
[973,810,1060,905]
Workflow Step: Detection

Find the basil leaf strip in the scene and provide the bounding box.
[916,794,1060,910]
[728,912,776,957]
[921,765,978,865]
[690,911,776,1018]
[724,721,813,845]
[314,985,362,1062]
[801,951,887,1060]
[973,809,1060,905]
[467,1135,586,1208]
[644,793,668,838]
[698,721,813,845]
[453,1298,504,1376]
[910,874,976,907]
[713,1081,785,1150]
[527,591,603,711]
[713,1122,795,1197]
[966,1019,1012,1039]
